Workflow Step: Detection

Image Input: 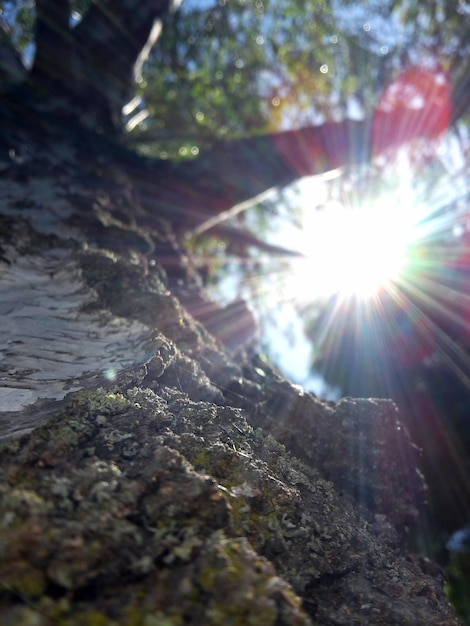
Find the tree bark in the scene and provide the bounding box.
[0,149,461,622]
[26,0,181,128]
[0,3,462,624]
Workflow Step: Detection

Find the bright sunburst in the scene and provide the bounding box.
[288,185,425,301]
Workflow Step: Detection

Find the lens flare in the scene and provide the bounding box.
[289,193,424,301]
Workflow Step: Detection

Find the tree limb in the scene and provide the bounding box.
[31,0,71,84]
[451,72,470,125]
[26,1,182,129]
[72,0,182,122]
[131,107,449,233]
[132,119,370,232]
[0,20,27,92]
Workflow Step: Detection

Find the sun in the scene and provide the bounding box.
[287,188,423,301]
[319,203,415,297]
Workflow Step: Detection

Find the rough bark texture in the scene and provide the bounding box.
[0,122,462,626]
[0,1,463,623]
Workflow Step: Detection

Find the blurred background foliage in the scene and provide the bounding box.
[1,0,470,620]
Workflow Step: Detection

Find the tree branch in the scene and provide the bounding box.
[0,20,27,93]
[31,0,72,84]
[131,106,449,234]
[132,119,371,233]
[72,0,182,122]
[451,72,470,125]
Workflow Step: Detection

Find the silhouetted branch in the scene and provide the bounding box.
[451,72,470,125]
[192,224,305,258]
[133,107,445,233]
[31,0,71,84]
[0,20,27,92]
[72,0,182,120]
[25,0,182,128]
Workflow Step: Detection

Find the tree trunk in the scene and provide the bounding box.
[0,2,462,624]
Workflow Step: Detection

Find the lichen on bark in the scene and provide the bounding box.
[0,194,462,623]
[0,22,462,619]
